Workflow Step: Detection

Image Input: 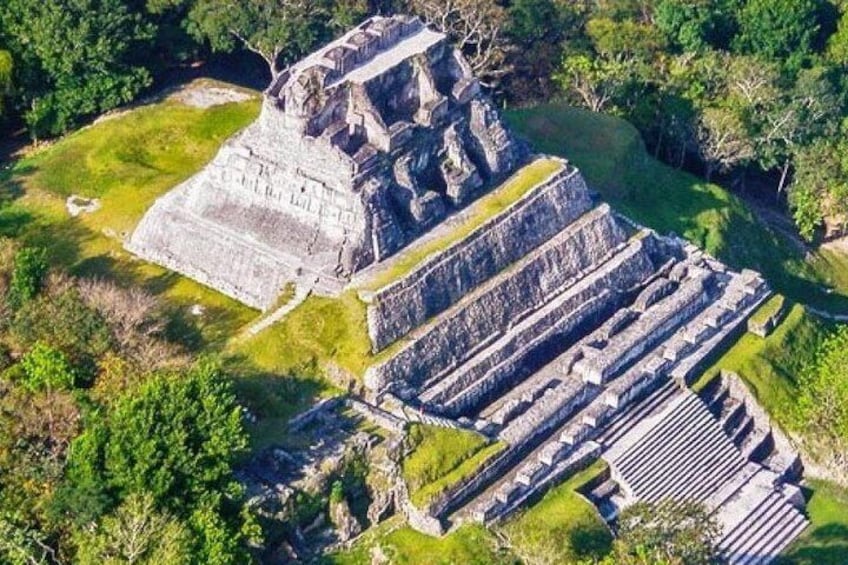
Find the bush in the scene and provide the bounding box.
[19,342,77,392]
[7,247,47,308]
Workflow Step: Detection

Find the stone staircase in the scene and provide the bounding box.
[356,156,804,562]
[597,387,808,565]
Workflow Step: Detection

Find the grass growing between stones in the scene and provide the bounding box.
[327,516,515,565]
[361,157,564,291]
[499,459,613,564]
[402,424,506,509]
[506,105,848,314]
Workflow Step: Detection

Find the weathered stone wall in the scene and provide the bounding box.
[365,165,594,352]
[128,15,526,309]
[364,236,659,392]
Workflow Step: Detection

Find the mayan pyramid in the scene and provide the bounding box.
[128,15,523,309]
[129,16,811,561]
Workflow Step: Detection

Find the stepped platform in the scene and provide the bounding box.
[600,387,808,565]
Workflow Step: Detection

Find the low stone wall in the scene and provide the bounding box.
[365,163,594,352]
[721,370,803,480]
[288,396,345,431]
[345,398,407,433]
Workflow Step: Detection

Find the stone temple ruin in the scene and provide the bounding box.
[129,16,809,564]
[128,15,522,309]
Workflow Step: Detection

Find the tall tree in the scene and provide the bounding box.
[734,0,827,73]
[186,0,329,80]
[56,361,253,561]
[408,0,511,87]
[0,0,155,139]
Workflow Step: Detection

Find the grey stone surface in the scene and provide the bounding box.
[128,15,525,309]
[364,165,594,352]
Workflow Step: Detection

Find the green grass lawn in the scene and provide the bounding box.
[779,479,848,565]
[499,459,613,564]
[693,301,829,431]
[328,517,516,565]
[506,105,848,313]
[401,424,505,508]
[1,89,262,347]
[361,157,563,291]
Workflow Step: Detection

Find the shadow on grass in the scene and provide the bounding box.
[777,523,848,565]
[506,104,848,315]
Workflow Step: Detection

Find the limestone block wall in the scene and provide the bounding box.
[365,165,594,352]
[365,237,659,392]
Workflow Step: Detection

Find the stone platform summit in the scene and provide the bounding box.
[129,16,809,563]
[128,15,522,309]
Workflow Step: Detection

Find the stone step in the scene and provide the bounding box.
[635,423,739,501]
[735,511,808,565]
[497,378,594,446]
[719,493,785,553]
[572,270,714,385]
[614,394,705,475]
[596,378,680,446]
[723,495,808,565]
[413,237,661,416]
[366,231,658,395]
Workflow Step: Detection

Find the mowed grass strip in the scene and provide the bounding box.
[401,424,505,509]
[500,458,613,564]
[363,157,564,291]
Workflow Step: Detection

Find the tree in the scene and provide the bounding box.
[555,53,633,112]
[734,0,827,73]
[655,0,739,52]
[796,325,848,474]
[74,493,191,565]
[186,0,329,80]
[57,361,252,560]
[7,247,47,309]
[408,0,511,87]
[697,105,755,180]
[0,50,12,120]
[614,500,721,564]
[789,137,848,239]
[0,0,155,138]
[19,342,77,392]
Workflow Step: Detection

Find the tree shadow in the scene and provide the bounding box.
[776,523,848,565]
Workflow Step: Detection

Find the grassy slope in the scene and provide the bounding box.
[499,459,612,564]
[401,424,504,508]
[1,96,261,345]
[328,517,515,565]
[505,105,848,313]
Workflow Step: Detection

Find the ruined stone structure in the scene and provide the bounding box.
[130,16,809,563]
[128,15,523,309]
[359,154,808,562]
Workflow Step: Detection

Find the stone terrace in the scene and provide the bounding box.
[357,152,808,564]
